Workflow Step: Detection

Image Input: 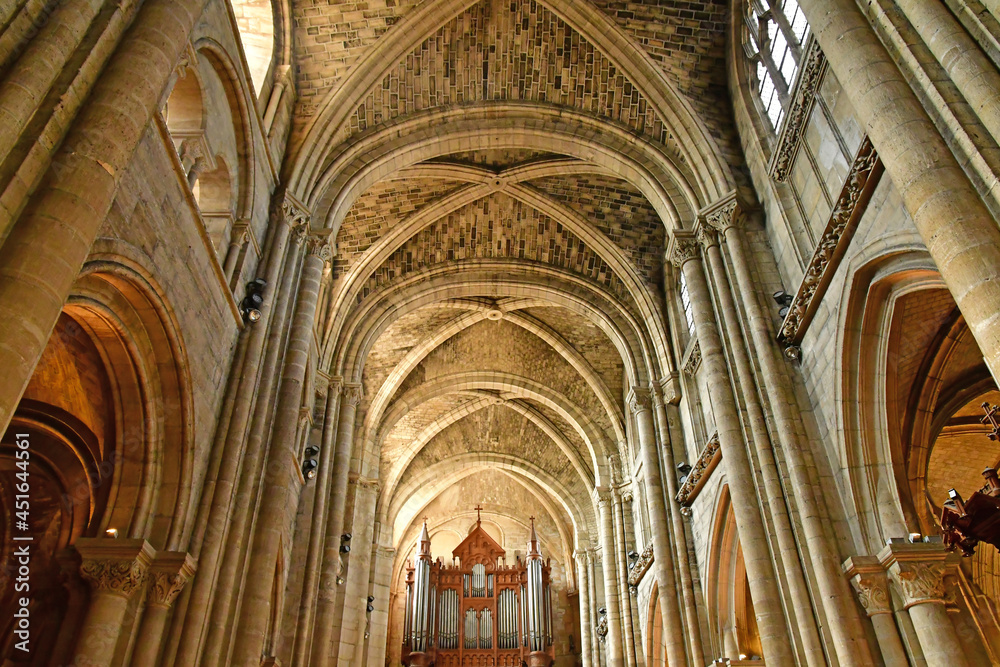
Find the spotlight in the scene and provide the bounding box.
[337,576,345,585]
[677,462,692,475]
[240,278,267,324]
[598,607,607,616]
[105,528,119,539]
[628,550,639,561]
[304,445,320,457]
[366,603,374,612]
[302,458,318,480]
[783,345,801,362]
[772,290,793,307]
[342,533,352,541]
[367,595,375,603]
[340,544,351,554]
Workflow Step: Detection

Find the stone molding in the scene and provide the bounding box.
[666,231,701,268]
[305,231,334,261]
[675,434,721,506]
[878,541,956,609]
[657,375,681,406]
[146,552,197,609]
[778,137,883,344]
[349,473,380,493]
[76,538,155,600]
[342,383,363,408]
[695,223,720,250]
[843,556,892,616]
[627,544,654,589]
[681,340,701,376]
[700,192,742,233]
[768,36,827,182]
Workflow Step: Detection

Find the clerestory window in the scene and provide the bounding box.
[743,0,810,132]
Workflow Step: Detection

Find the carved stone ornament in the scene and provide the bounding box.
[596,614,609,643]
[627,544,654,588]
[675,434,721,506]
[768,36,827,182]
[342,383,363,408]
[888,561,947,608]
[147,564,194,608]
[328,376,344,398]
[79,552,151,600]
[778,137,883,344]
[627,387,652,415]
[306,232,334,261]
[701,195,741,234]
[667,235,701,268]
[682,340,702,376]
[695,224,719,249]
[349,474,380,492]
[850,574,892,616]
[278,190,311,230]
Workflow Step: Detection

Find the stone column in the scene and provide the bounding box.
[174,195,296,665]
[0,0,211,437]
[177,198,299,667]
[587,549,601,667]
[610,487,638,667]
[575,551,594,667]
[72,538,154,664]
[363,544,396,667]
[291,378,343,665]
[667,232,794,664]
[310,382,363,666]
[597,490,627,667]
[223,221,250,284]
[696,220,826,666]
[233,230,333,663]
[132,552,197,665]
[708,196,875,665]
[880,543,968,666]
[628,387,687,667]
[651,382,707,666]
[844,556,909,665]
[796,0,1000,384]
[340,475,381,664]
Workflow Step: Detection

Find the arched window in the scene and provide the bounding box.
[230,0,276,96]
[744,0,810,131]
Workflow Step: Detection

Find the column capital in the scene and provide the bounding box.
[277,190,311,229]
[342,383,363,407]
[666,231,701,268]
[593,487,614,507]
[878,541,955,608]
[698,191,744,234]
[843,555,892,616]
[306,230,335,261]
[76,538,155,600]
[147,552,197,609]
[694,223,720,250]
[656,375,681,405]
[627,386,652,415]
[327,375,344,396]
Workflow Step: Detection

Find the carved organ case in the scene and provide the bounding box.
[402,516,555,667]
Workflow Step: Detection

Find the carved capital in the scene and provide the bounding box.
[695,224,719,250]
[594,488,614,508]
[843,556,892,616]
[342,383,363,408]
[700,194,742,233]
[878,543,954,609]
[328,376,344,398]
[349,474,380,493]
[146,552,197,609]
[306,231,334,261]
[76,539,155,600]
[658,375,681,405]
[277,190,311,230]
[627,387,652,415]
[667,233,700,268]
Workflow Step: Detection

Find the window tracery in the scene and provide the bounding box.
[744,0,810,131]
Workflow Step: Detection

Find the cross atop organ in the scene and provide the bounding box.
[402,512,554,667]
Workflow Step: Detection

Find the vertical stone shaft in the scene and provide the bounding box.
[310,383,362,666]
[597,492,627,667]
[343,478,380,664]
[233,234,331,663]
[292,379,343,664]
[175,214,294,666]
[131,553,196,665]
[587,550,601,667]
[699,226,827,666]
[0,0,104,191]
[897,0,1000,159]
[630,388,688,667]
[652,388,706,665]
[72,539,154,664]
[717,209,874,664]
[670,236,795,664]
[575,552,594,667]
[197,234,302,666]
[796,0,1000,382]
[610,489,638,667]
[0,0,210,437]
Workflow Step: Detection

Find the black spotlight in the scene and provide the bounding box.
[628,550,640,561]
[598,607,607,616]
[366,603,374,613]
[304,445,320,457]
[367,595,375,602]
[677,462,692,475]
[340,544,351,554]
[342,533,352,541]
[772,290,793,318]
[301,458,318,480]
[240,278,267,324]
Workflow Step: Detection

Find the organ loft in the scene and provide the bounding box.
[4,0,1000,665]
[402,510,554,667]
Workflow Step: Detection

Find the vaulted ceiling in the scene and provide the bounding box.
[280,0,737,575]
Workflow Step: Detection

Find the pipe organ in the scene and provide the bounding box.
[402,513,555,667]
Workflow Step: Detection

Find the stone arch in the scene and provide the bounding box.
[288,0,733,203]
[229,0,277,96]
